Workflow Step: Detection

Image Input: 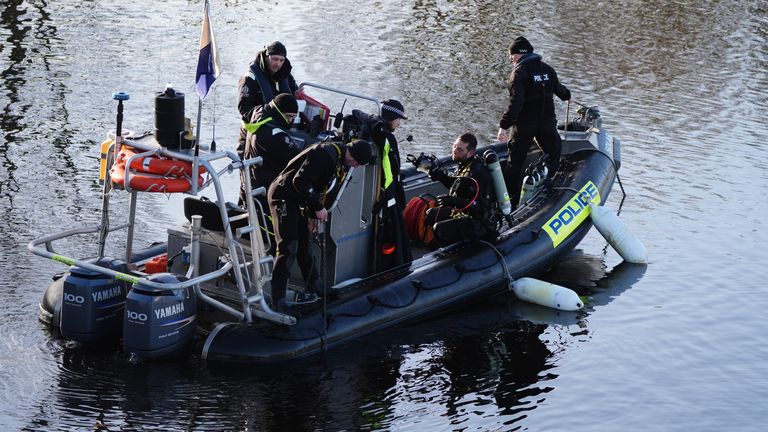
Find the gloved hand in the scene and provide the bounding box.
[428,166,445,179]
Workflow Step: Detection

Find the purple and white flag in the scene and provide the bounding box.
[195,0,221,99]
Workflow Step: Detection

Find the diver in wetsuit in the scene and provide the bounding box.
[425,133,497,246]
[268,139,373,312]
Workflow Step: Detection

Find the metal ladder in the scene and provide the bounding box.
[226,154,296,325]
[119,137,298,326]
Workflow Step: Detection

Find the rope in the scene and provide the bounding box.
[593,146,626,199]
[615,170,626,198]
[477,239,513,289]
[403,194,436,243]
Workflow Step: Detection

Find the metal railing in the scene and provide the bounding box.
[28,138,297,326]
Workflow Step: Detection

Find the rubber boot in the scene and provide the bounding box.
[275,298,289,313]
[270,275,288,313]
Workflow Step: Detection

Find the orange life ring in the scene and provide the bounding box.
[110,162,203,193]
[116,147,206,177]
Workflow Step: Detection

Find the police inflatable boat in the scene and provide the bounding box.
[29,83,640,364]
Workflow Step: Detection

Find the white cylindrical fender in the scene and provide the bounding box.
[589,203,648,264]
[512,277,584,311]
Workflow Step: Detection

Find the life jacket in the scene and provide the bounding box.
[249,58,293,106]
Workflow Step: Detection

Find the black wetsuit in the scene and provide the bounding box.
[427,155,496,246]
[267,142,347,309]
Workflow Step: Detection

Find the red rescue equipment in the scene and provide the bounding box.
[109,146,205,193]
[110,163,203,193]
[403,194,437,244]
[115,147,206,177]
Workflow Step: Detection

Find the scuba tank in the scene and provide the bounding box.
[519,163,550,206]
[519,172,537,206]
[483,150,512,216]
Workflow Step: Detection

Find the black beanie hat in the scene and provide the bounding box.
[381,99,408,121]
[508,36,534,55]
[348,139,373,165]
[272,93,299,115]
[266,41,287,57]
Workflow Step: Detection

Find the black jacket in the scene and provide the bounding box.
[237,49,298,123]
[244,104,302,191]
[348,109,405,205]
[270,142,347,213]
[346,109,412,268]
[499,53,570,130]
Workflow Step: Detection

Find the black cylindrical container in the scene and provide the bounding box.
[60,257,129,342]
[154,87,185,149]
[123,273,197,359]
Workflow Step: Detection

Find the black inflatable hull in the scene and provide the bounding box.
[202,145,617,364]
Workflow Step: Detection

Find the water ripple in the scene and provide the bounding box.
[2,0,767,430]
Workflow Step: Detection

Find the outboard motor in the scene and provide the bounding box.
[123,273,197,359]
[561,105,602,131]
[483,149,512,217]
[60,257,129,342]
[581,106,601,128]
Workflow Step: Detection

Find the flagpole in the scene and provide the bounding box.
[195,99,202,157]
[192,0,220,193]
[192,97,202,194]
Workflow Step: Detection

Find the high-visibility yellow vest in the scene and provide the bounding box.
[242,116,273,134]
[382,138,393,189]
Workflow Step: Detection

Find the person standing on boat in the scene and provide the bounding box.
[344,99,413,272]
[268,139,373,312]
[240,94,301,200]
[237,41,298,160]
[239,94,301,232]
[497,36,570,208]
[425,133,496,246]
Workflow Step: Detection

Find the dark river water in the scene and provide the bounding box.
[2,0,767,430]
